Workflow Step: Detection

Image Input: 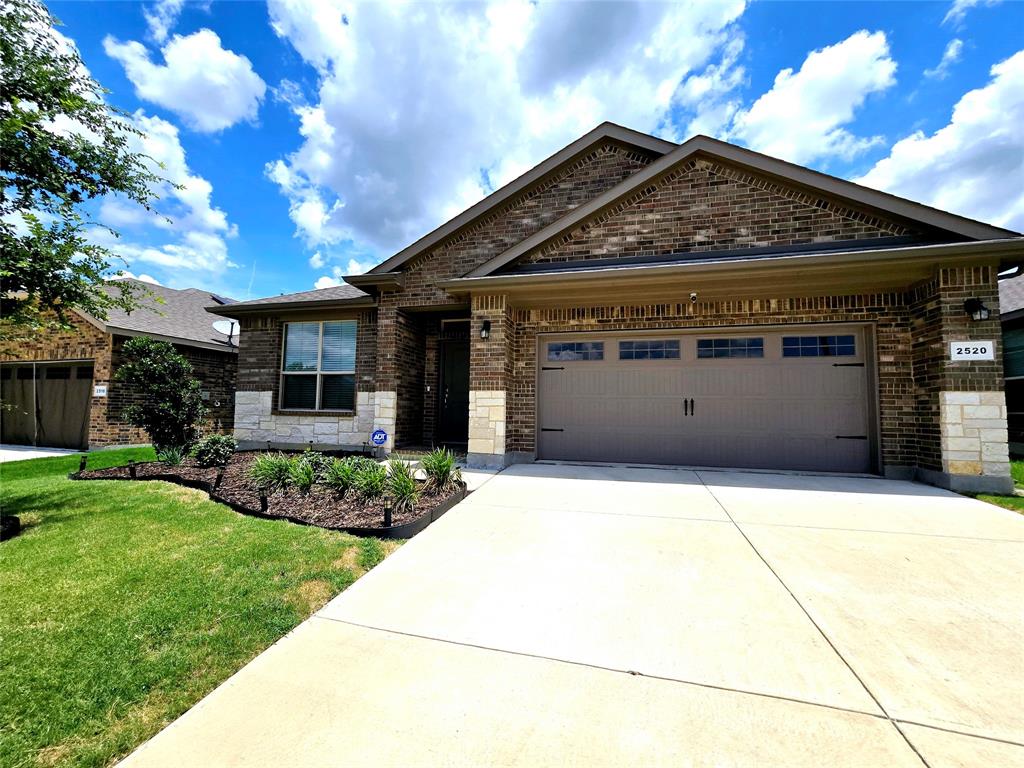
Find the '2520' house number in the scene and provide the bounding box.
[949,341,995,361]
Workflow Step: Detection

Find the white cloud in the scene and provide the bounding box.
[925,39,964,80]
[144,0,185,43]
[112,271,162,285]
[267,0,747,254]
[104,29,266,133]
[312,258,376,289]
[856,50,1024,232]
[93,111,239,275]
[726,30,896,165]
[943,0,1003,26]
[308,251,325,269]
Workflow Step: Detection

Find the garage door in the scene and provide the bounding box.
[537,327,873,473]
[0,363,94,449]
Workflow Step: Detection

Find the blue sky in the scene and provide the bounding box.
[49,0,1024,300]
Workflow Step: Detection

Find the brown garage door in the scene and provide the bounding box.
[537,327,874,473]
[0,362,93,449]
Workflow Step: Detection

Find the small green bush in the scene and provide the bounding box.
[288,456,316,494]
[191,435,237,467]
[352,461,387,500]
[323,458,358,495]
[420,448,462,493]
[386,458,419,514]
[156,445,185,466]
[295,450,332,480]
[248,453,291,493]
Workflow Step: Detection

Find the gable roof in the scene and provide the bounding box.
[80,280,239,352]
[350,122,676,282]
[207,283,372,316]
[466,134,1022,278]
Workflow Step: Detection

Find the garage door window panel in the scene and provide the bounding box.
[547,341,603,361]
[696,338,764,359]
[782,335,856,358]
[281,321,357,411]
[619,340,680,360]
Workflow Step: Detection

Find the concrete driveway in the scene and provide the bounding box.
[121,464,1024,767]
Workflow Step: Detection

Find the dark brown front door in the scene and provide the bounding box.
[438,340,469,445]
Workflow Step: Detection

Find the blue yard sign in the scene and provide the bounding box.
[371,429,388,446]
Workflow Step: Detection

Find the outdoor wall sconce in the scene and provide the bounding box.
[963,298,991,321]
[480,319,491,340]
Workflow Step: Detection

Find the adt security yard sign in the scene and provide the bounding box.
[949,340,995,361]
[371,429,388,446]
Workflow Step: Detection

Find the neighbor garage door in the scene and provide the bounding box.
[0,362,94,449]
[537,327,874,473]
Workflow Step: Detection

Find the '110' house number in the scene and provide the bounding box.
[949,341,995,361]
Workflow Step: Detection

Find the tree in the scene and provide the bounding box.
[115,336,207,452]
[0,0,166,339]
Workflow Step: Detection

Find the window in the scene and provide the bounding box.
[45,367,70,379]
[0,367,10,380]
[619,339,680,360]
[77,366,94,380]
[697,337,764,359]
[547,341,604,361]
[782,334,856,358]
[281,321,357,410]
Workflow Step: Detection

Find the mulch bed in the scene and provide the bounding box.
[74,452,464,535]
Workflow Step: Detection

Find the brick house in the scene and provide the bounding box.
[1,280,238,450]
[211,123,1023,494]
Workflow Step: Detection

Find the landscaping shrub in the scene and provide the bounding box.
[114,336,207,452]
[156,445,185,466]
[420,448,462,493]
[295,450,332,480]
[288,456,316,495]
[191,435,237,467]
[386,458,419,514]
[248,453,292,494]
[352,461,387,500]
[323,458,358,496]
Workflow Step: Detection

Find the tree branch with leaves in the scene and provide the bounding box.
[0,0,169,338]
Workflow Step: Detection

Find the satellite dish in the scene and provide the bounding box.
[212,319,237,346]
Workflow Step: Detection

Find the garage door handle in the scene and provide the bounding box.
[832,363,865,367]
[684,399,688,416]
[541,428,564,432]
[835,435,867,440]
[541,366,565,371]
[690,398,694,415]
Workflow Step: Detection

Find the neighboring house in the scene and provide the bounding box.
[211,123,1024,494]
[999,274,1024,456]
[0,281,238,450]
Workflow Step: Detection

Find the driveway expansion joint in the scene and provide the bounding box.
[694,471,933,768]
[311,614,889,722]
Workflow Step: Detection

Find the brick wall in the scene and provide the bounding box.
[394,310,426,445]
[526,157,921,266]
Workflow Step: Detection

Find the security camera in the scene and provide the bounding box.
[689,292,698,303]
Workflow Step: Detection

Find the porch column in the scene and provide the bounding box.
[372,297,398,453]
[467,294,512,469]
[923,265,1011,494]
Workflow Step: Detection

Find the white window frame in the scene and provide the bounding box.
[279,320,357,412]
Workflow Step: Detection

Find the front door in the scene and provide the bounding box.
[438,340,470,446]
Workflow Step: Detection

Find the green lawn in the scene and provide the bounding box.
[0,448,398,768]
[1012,459,1024,487]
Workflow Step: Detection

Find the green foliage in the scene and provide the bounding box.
[386,457,420,514]
[156,445,185,466]
[191,435,237,468]
[114,336,207,452]
[0,0,168,338]
[288,456,316,495]
[248,453,291,494]
[420,448,463,493]
[295,449,332,480]
[352,461,387,500]
[323,457,359,496]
